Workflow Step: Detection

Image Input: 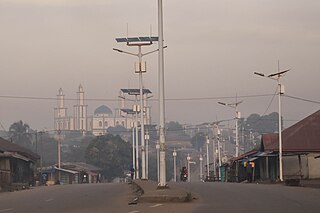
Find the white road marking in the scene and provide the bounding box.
[0,209,13,212]
[150,204,164,208]
[128,211,140,213]
[45,198,54,202]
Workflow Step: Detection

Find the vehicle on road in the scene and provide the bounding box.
[180,166,188,182]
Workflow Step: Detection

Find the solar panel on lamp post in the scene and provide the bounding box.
[254,67,290,182]
[114,37,159,180]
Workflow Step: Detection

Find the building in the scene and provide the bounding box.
[230,110,320,183]
[0,137,39,191]
[41,162,102,185]
[54,85,152,136]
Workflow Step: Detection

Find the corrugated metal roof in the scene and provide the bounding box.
[0,137,40,162]
[262,110,320,152]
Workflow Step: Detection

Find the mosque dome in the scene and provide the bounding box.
[94,105,112,115]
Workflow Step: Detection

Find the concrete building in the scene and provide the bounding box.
[54,85,152,136]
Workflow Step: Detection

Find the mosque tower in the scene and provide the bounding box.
[73,84,88,132]
[54,88,69,130]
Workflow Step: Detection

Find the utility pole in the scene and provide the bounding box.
[158,0,167,187]
[254,65,290,182]
[218,99,242,157]
[199,152,203,181]
[114,37,158,180]
[145,131,150,179]
[206,136,210,180]
[173,148,177,182]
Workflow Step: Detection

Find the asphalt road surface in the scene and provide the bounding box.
[1,182,320,213]
[0,183,132,213]
[0,183,193,213]
[177,182,320,213]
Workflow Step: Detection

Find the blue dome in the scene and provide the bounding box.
[94,105,112,115]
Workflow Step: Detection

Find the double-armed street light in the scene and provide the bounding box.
[254,67,290,182]
[114,37,160,180]
[218,100,242,157]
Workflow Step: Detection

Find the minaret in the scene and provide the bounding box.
[74,84,88,132]
[54,88,68,130]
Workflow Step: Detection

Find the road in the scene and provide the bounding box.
[0,183,193,213]
[177,182,320,213]
[0,183,132,213]
[1,182,320,213]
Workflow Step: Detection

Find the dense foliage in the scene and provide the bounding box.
[85,134,132,182]
[191,132,206,151]
[9,120,33,150]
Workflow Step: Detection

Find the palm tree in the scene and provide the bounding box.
[9,120,32,149]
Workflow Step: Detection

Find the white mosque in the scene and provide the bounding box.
[54,84,152,136]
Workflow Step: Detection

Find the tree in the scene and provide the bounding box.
[9,120,33,150]
[245,112,279,134]
[85,134,132,182]
[191,132,206,151]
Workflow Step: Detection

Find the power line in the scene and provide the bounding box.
[0,93,275,102]
[284,95,320,104]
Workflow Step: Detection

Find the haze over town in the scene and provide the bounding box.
[0,0,319,131]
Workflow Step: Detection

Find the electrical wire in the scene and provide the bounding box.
[283,95,320,104]
[0,93,275,102]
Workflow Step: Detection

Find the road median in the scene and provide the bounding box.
[131,180,192,203]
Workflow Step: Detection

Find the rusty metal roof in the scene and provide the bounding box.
[262,110,320,152]
[0,137,40,162]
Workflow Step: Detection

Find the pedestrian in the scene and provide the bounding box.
[130,166,135,180]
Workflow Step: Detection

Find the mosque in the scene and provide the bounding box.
[54,84,152,136]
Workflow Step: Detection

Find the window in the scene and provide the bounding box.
[99,121,102,127]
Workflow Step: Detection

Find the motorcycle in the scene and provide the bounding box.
[180,166,188,182]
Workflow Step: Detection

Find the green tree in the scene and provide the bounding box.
[245,112,279,134]
[85,134,132,182]
[9,120,32,150]
[166,121,183,132]
[191,132,206,151]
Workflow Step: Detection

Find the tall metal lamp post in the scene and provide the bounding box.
[218,100,242,157]
[199,154,203,181]
[173,148,177,182]
[254,67,290,182]
[158,0,167,188]
[114,37,159,179]
[206,136,210,180]
[187,154,191,182]
[145,131,150,179]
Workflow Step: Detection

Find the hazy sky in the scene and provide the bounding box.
[0,0,319,131]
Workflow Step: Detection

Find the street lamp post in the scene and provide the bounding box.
[254,67,290,182]
[187,153,196,182]
[145,131,150,179]
[206,136,210,180]
[132,123,136,179]
[217,128,222,181]
[114,38,159,180]
[133,102,140,179]
[199,154,203,181]
[212,136,217,180]
[173,148,177,182]
[218,100,242,157]
[158,0,167,188]
[187,154,191,182]
[156,142,160,182]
